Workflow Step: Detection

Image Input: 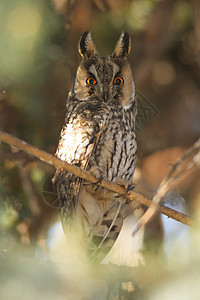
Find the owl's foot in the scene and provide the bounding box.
[114,179,135,204]
[89,166,103,183]
[84,166,103,192]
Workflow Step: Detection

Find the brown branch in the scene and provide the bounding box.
[0,130,199,229]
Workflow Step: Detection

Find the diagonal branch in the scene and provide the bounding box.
[133,139,200,234]
[0,130,199,229]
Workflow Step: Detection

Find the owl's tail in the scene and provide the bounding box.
[53,170,83,231]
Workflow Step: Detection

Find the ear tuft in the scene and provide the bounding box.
[78,31,97,59]
[112,31,131,58]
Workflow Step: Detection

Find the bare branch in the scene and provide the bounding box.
[0,130,199,229]
[134,139,200,234]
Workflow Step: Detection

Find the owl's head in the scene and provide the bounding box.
[72,31,135,109]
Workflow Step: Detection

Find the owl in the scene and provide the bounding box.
[53,31,137,261]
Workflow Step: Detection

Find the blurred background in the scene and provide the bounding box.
[0,0,200,298]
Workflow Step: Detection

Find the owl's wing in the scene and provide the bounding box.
[54,99,108,231]
[55,137,98,231]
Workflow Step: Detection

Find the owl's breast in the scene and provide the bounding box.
[88,114,137,182]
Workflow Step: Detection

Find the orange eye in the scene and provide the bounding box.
[86,77,97,85]
[114,76,124,85]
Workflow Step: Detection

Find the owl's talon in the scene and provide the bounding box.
[94,185,99,192]
[115,193,129,204]
[89,167,103,184]
[87,166,104,192]
[124,183,135,195]
[94,177,103,191]
[95,177,102,185]
[83,182,91,187]
[114,180,135,204]
[124,183,135,203]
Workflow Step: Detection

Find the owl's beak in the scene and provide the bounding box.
[103,88,108,101]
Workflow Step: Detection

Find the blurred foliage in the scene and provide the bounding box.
[0,228,200,299]
[0,0,200,299]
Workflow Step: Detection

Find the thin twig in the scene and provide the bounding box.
[134,139,200,234]
[0,130,199,229]
[91,202,122,257]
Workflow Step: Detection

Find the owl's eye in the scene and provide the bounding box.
[86,78,97,85]
[113,76,124,85]
[113,76,124,86]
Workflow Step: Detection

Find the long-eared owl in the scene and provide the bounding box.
[54,31,137,261]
